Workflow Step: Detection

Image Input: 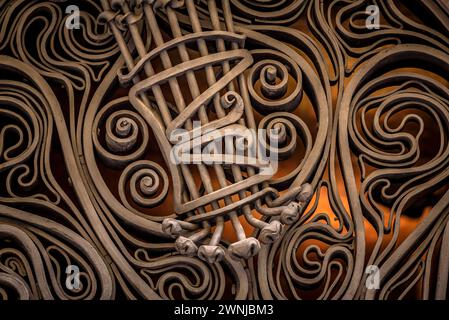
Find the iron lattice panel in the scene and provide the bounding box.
[0,0,448,300]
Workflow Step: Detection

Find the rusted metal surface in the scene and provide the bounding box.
[0,0,448,300]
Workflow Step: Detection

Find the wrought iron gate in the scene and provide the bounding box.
[0,0,449,300]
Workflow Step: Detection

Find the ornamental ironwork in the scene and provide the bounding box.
[0,0,448,300]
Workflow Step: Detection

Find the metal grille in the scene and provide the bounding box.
[0,0,448,300]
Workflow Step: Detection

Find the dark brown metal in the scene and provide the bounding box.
[0,0,448,300]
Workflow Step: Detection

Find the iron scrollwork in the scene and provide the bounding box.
[0,0,448,300]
